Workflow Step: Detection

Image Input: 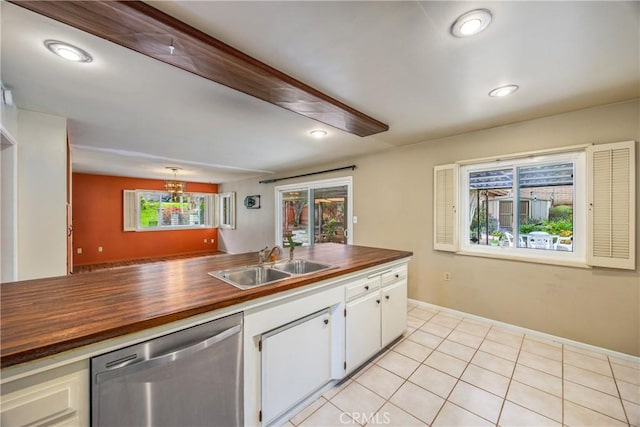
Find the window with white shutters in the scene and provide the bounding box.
[433,140,636,270]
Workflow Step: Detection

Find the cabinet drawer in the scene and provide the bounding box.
[1,373,81,427]
[382,265,407,286]
[345,277,379,300]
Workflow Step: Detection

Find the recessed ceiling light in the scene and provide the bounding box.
[451,9,493,37]
[44,40,93,63]
[488,85,519,97]
[310,130,328,138]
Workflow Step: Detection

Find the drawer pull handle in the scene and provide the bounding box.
[323,319,329,325]
[376,299,381,304]
[385,295,390,300]
[395,274,399,278]
[364,285,369,290]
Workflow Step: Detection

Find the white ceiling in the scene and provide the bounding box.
[1,1,638,183]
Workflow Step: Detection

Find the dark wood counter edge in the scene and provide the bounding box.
[1,249,412,368]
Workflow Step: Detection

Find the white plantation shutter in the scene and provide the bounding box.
[434,164,459,252]
[123,190,137,231]
[587,141,636,269]
[206,194,219,227]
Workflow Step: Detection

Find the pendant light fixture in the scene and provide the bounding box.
[165,167,186,200]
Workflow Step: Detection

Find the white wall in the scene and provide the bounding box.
[1,101,19,282]
[218,180,277,254]
[221,100,640,356]
[17,109,67,280]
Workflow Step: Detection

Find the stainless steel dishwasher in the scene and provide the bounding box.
[91,312,243,427]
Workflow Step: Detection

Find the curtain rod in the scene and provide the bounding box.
[259,165,356,184]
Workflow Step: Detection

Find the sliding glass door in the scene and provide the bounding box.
[276,177,353,247]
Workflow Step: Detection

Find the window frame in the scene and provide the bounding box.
[131,190,217,232]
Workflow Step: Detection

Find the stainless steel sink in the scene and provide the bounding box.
[272,259,335,275]
[209,266,291,290]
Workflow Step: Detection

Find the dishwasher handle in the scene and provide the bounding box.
[96,324,241,384]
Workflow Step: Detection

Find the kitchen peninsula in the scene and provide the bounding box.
[1,244,412,426]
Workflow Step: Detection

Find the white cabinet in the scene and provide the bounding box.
[345,285,382,371]
[0,361,88,427]
[261,309,332,425]
[344,264,408,374]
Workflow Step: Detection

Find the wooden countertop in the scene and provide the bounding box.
[0,244,411,368]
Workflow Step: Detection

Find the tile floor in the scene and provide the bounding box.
[286,303,640,426]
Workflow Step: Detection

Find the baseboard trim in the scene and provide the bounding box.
[408,299,639,362]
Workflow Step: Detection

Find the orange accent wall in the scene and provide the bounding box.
[72,173,218,266]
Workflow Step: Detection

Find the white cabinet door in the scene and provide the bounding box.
[381,280,407,347]
[261,309,332,425]
[345,291,381,373]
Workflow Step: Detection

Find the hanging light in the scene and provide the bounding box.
[165,167,186,200]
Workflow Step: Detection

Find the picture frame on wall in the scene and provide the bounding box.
[244,195,261,209]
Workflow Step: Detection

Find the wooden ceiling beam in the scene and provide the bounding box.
[10,0,389,137]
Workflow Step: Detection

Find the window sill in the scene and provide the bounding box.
[456,249,590,269]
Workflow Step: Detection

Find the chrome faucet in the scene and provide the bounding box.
[258,246,282,264]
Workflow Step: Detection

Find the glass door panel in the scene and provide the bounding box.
[313,185,348,245]
[281,190,310,246]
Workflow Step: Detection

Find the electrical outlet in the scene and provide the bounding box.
[77,248,83,254]
[443,272,451,281]
[353,216,358,224]
[98,246,103,252]
[204,238,208,243]
[210,239,215,244]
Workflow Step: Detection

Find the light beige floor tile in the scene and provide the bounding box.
[323,378,352,400]
[424,350,469,378]
[393,340,433,363]
[610,356,640,370]
[299,402,357,426]
[429,313,463,329]
[617,379,640,404]
[350,360,374,380]
[564,400,628,427]
[521,338,563,361]
[564,380,627,422]
[480,339,520,362]
[420,321,454,338]
[448,381,503,423]
[512,364,562,397]
[461,363,510,397]
[447,329,484,349]
[563,344,607,359]
[486,327,523,349]
[455,320,490,338]
[408,364,457,399]
[524,334,562,348]
[290,397,327,425]
[407,315,426,329]
[406,329,444,348]
[407,301,418,310]
[367,402,426,427]
[389,381,445,425]
[471,350,516,377]
[330,381,386,421]
[506,380,562,422]
[437,339,476,362]
[623,399,640,426]
[432,401,493,426]
[564,348,613,376]
[283,422,295,427]
[356,365,404,399]
[376,350,420,379]
[409,307,438,321]
[518,350,562,377]
[565,363,619,396]
[499,400,561,426]
[612,362,640,385]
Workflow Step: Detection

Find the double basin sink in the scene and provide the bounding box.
[209,259,335,290]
